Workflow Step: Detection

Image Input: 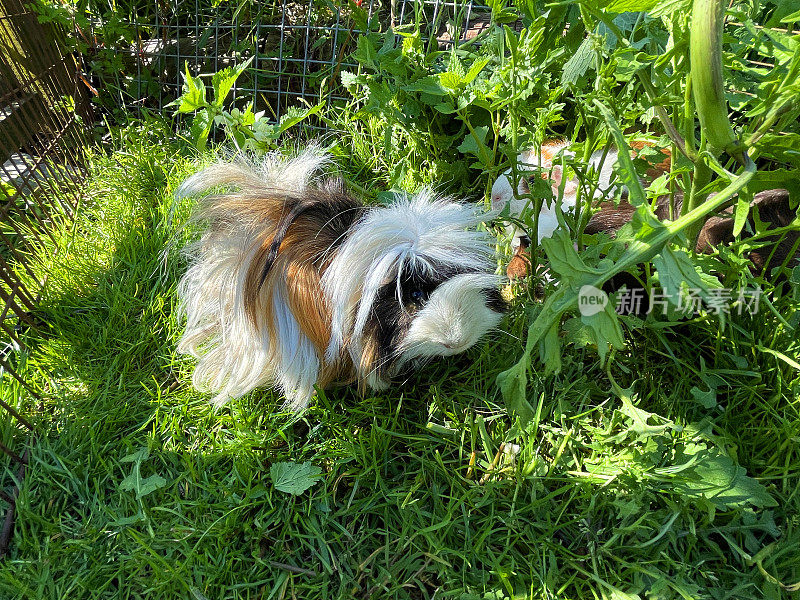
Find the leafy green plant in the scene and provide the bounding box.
[171,58,323,152]
[496,0,799,421]
[340,12,572,191]
[338,0,799,426]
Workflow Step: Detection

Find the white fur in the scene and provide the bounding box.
[490,144,621,247]
[177,148,329,409]
[322,189,496,366]
[178,150,503,410]
[176,145,328,201]
[397,273,503,362]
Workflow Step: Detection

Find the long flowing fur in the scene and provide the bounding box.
[322,189,497,363]
[176,148,504,409]
[177,148,357,408]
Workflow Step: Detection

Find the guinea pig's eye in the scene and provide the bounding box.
[410,289,427,303]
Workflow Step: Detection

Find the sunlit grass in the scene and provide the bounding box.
[0,120,798,599]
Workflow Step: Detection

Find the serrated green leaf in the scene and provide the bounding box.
[619,400,671,437]
[540,231,625,363]
[211,56,253,107]
[439,72,463,92]
[353,35,378,69]
[672,448,777,509]
[542,229,603,288]
[538,322,562,375]
[594,100,647,205]
[562,317,594,348]
[463,57,491,86]
[189,109,213,151]
[648,0,691,17]
[277,102,323,134]
[448,52,465,79]
[503,24,519,56]
[580,302,626,364]
[340,70,362,89]
[433,101,458,114]
[176,63,207,113]
[457,126,490,158]
[135,474,167,498]
[652,246,722,322]
[270,461,322,496]
[404,76,447,96]
[496,354,534,424]
[119,465,167,499]
[562,37,594,85]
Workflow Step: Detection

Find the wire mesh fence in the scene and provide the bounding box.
[83,0,492,120]
[0,0,93,557]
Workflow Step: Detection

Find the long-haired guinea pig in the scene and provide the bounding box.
[175,147,506,410]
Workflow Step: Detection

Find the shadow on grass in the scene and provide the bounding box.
[2,136,799,599]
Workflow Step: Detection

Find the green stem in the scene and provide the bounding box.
[690,0,741,158]
[520,155,757,355]
[683,75,695,155]
[636,71,693,161]
[686,153,712,207]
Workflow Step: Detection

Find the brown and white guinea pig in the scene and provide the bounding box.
[175,147,506,410]
[490,139,579,248]
[491,139,672,283]
[586,188,800,277]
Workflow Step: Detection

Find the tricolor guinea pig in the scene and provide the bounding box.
[175,148,506,410]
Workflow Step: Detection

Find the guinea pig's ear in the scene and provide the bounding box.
[549,165,564,190]
[548,165,578,199]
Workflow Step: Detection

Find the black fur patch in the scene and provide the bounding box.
[362,261,505,380]
[256,179,364,290]
[483,286,507,313]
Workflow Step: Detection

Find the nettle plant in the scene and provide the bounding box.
[501,0,799,418]
[339,3,573,190]
[171,58,322,152]
[343,0,800,420]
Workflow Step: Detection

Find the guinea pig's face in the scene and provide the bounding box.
[400,272,505,359]
[363,265,505,375]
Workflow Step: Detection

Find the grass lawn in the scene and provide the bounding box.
[1,121,799,599]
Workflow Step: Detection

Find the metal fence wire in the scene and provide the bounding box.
[0,0,489,557]
[85,0,491,119]
[0,0,93,557]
